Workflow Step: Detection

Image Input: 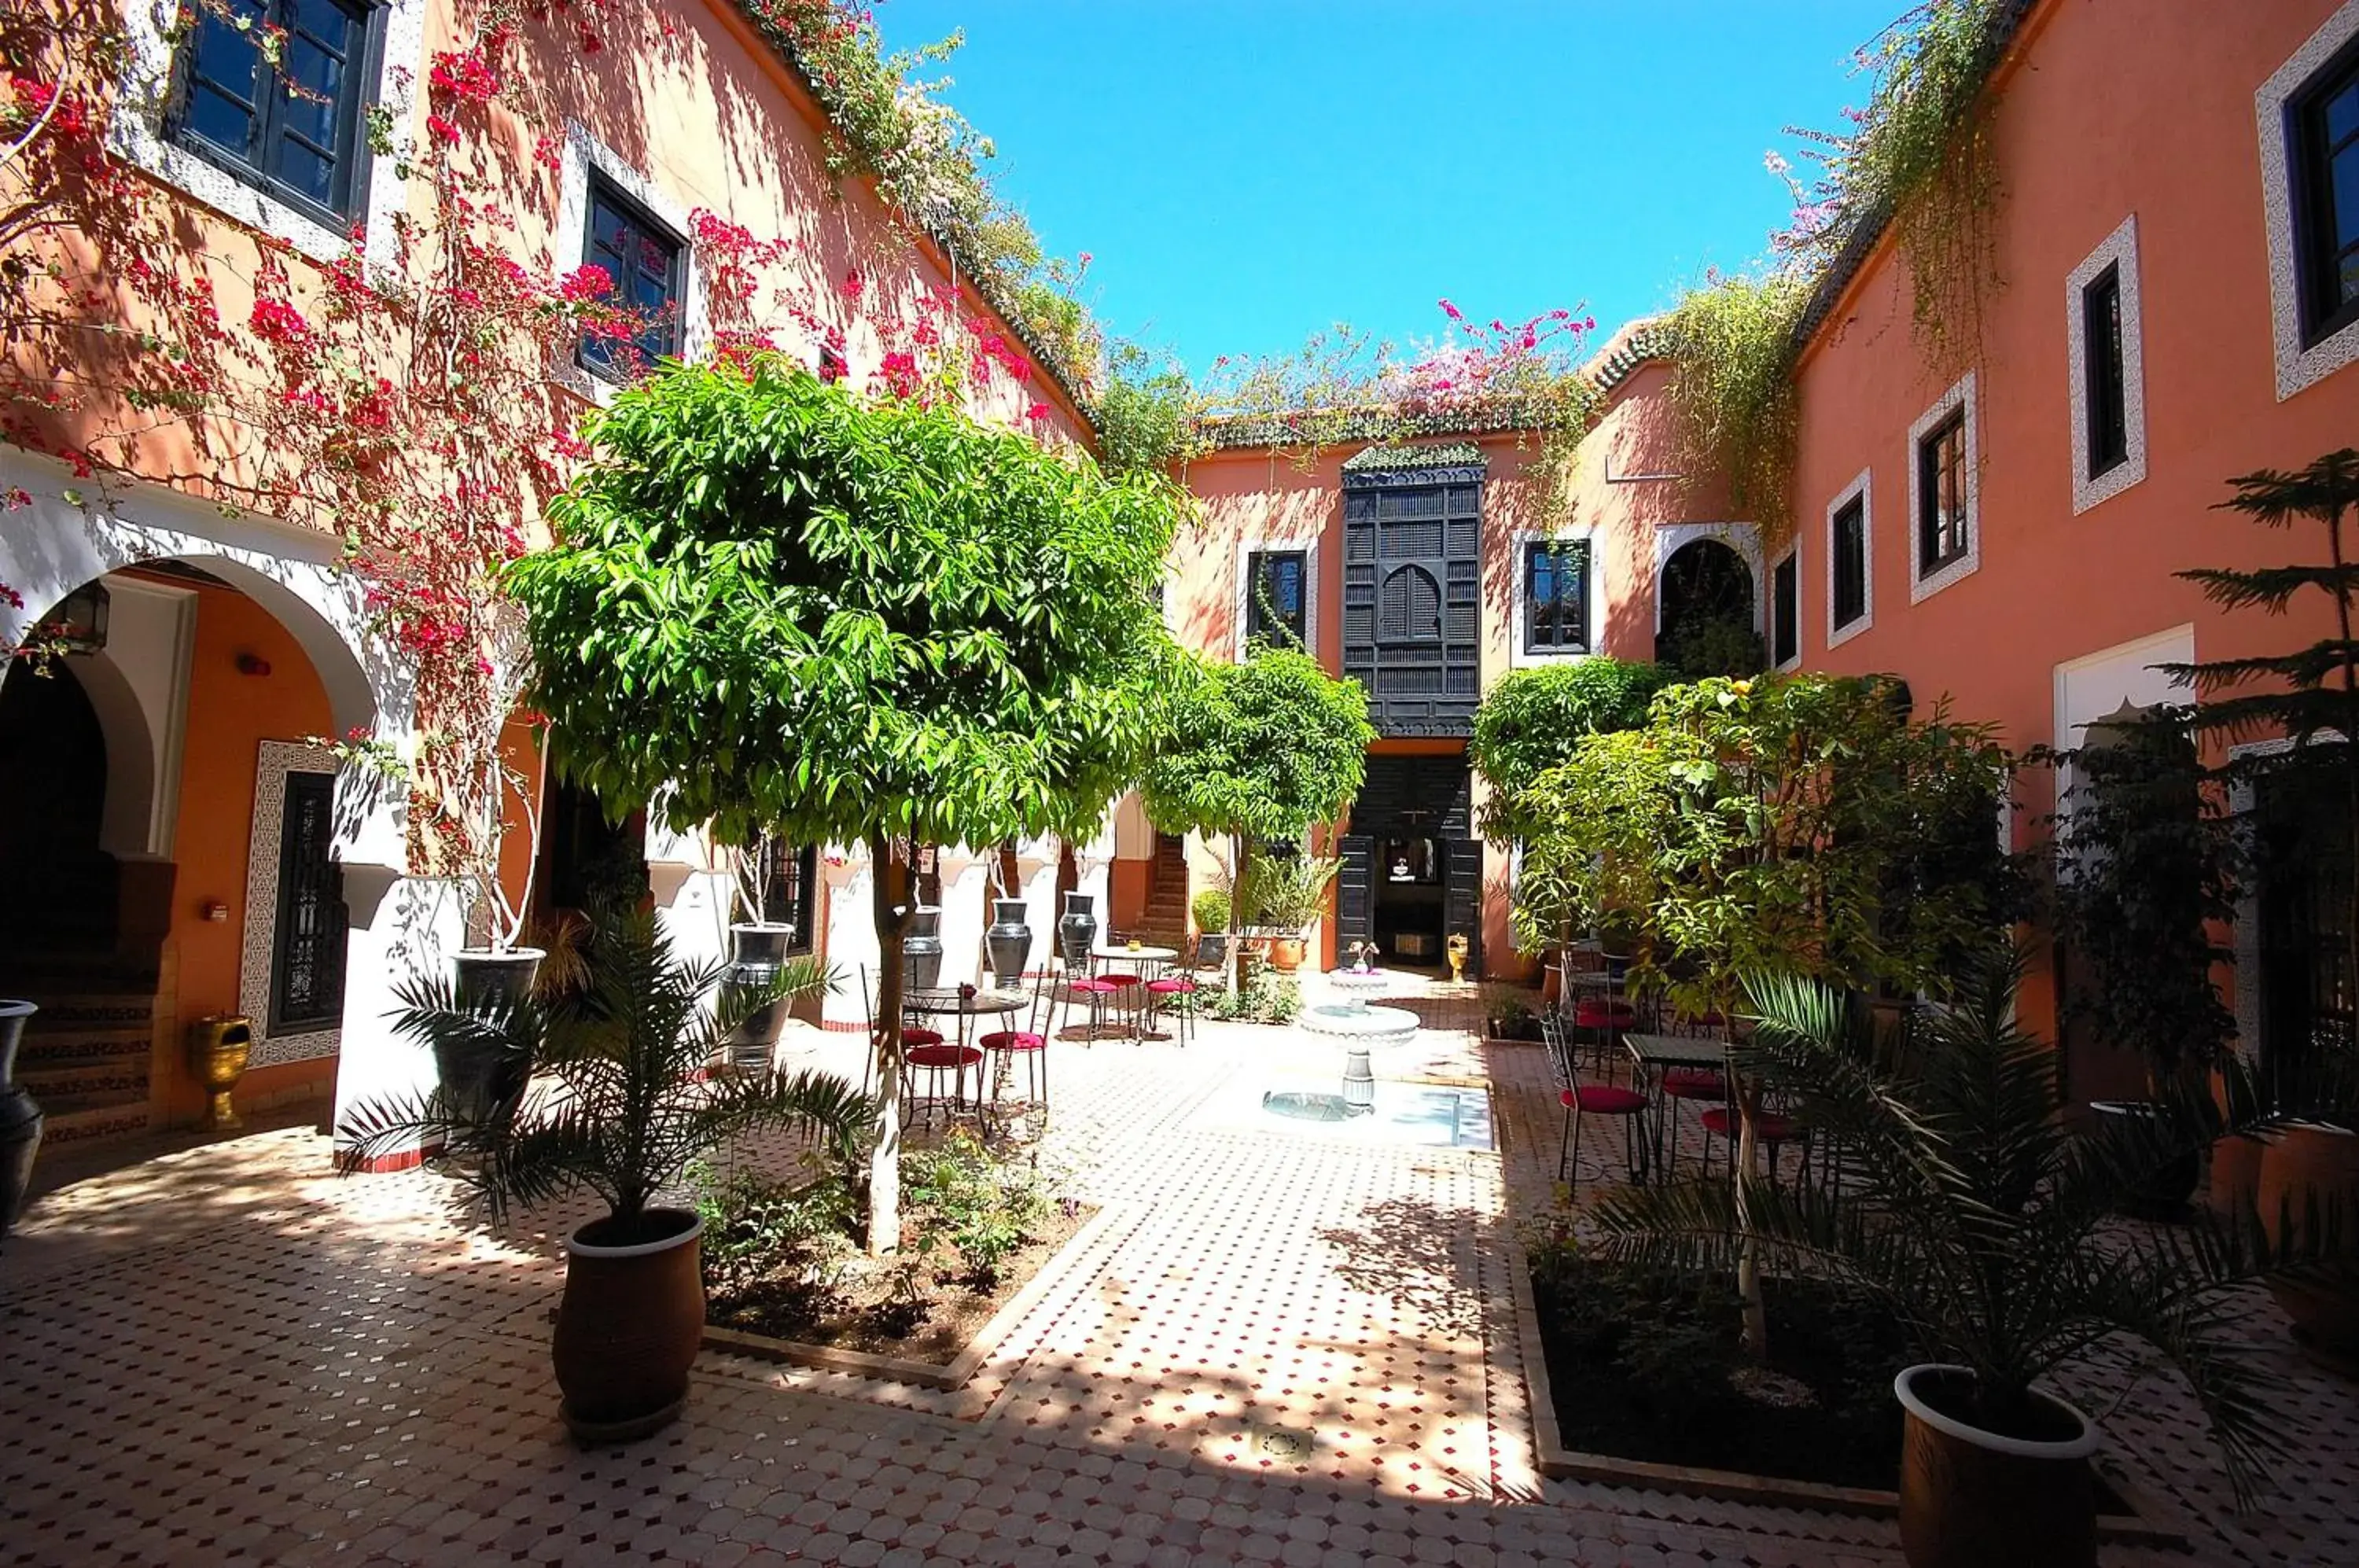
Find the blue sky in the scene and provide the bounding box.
[874,2,1894,375]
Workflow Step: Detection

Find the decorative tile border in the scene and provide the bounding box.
[2065,214,2148,515]
[239,740,342,1067]
[2258,1,2359,401]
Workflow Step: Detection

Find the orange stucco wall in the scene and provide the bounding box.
[149,578,335,1126]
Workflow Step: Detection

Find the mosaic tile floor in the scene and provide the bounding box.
[2,971,2350,1566]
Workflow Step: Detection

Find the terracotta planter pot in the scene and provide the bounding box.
[1268,936,1306,974]
[2209,1132,2266,1216]
[2256,1121,2359,1365]
[1894,1364,2100,1568]
[554,1208,705,1443]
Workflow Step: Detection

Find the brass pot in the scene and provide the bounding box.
[186,1016,254,1131]
[554,1208,705,1443]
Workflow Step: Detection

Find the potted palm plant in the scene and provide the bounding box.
[340,911,870,1442]
[1595,951,2307,1568]
[1250,853,1338,974]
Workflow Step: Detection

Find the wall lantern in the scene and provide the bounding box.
[53,580,109,655]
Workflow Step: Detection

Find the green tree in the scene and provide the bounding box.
[1137,649,1375,986]
[509,356,1186,1250]
[1470,657,1673,843]
[2166,451,2359,1052]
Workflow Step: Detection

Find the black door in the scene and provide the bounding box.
[1337,835,1375,955]
[270,769,348,1035]
[2255,756,2356,1105]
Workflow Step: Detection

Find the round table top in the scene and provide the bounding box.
[1092,944,1178,963]
[903,986,1026,1016]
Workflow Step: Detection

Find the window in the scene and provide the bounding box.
[270,770,348,1034]
[2297,44,2359,346]
[1522,539,1591,653]
[580,175,683,380]
[1772,550,1798,668]
[172,0,379,223]
[2082,263,2129,478]
[764,842,819,955]
[1831,490,1868,635]
[1245,549,1308,649]
[1916,410,1968,573]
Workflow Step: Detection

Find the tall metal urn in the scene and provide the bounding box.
[1,1000,43,1242]
[1058,892,1099,970]
[985,900,1032,988]
[723,922,797,1073]
[903,907,945,992]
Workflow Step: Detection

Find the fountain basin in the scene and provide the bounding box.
[1298,1001,1418,1049]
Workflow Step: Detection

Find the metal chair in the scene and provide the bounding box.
[857,965,974,1123]
[1143,940,1199,1047]
[978,966,1055,1114]
[1054,957,1124,1042]
[1540,1009,1645,1185]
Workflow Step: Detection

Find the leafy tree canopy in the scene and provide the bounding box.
[1511,672,2018,1012]
[510,355,1188,852]
[1470,657,1675,838]
[1139,648,1375,847]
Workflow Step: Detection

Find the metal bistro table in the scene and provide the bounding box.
[901,985,1025,1121]
[1089,944,1178,1040]
[1621,1032,1730,1183]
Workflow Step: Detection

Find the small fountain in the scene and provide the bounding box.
[1291,988,1418,1117]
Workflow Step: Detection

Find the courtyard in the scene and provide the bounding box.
[4,977,2352,1568]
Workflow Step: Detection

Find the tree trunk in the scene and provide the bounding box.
[1227,830,1248,996]
[1733,1072,1771,1362]
[867,834,915,1257]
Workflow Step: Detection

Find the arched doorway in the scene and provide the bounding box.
[1658,537,1762,677]
[1,561,362,1142]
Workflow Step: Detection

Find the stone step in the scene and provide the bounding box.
[39,1097,154,1146]
[17,1029,150,1069]
[19,1061,149,1102]
[17,996,156,1034]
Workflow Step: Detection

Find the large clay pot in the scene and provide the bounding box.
[1268,934,1308,974]
[2209,1132,2266,1216]
[1894,1364,2100,1568]
[439,948,546,1133]
[1058,892,1099,970]
[902,907,944,992]
[722,922,795,1073]
[1195,932,1228,974]
[1,999,42,1242]
[553,1207,705,1442]
[984,899,1032,989]
[2256,1121,2359,1365]
[2088,1099,2199,1219]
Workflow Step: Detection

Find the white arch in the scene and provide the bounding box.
[1653,522,1766,636]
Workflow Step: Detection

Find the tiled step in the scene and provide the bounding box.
[38,1098,153,1145]
[6,988,158,1147]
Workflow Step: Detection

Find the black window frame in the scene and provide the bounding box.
[1245,548,1309,650]
[1916,409,1969,575]
[2081,262,2130,480]
[1831,492,1868,631]
[170,0,386,230]
[1522,538,1591,654]
[2293,39,2359,348]
[1771,551,1799,666]
[763,841,819,956]
[579,172,686,382]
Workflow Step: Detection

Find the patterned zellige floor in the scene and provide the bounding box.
[2,971,2351,1566]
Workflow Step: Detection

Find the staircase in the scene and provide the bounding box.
[1141,834,1191,951]
[2,953,158,1146]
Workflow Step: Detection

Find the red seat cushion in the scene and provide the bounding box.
[1098,972,1143,988]
[1660,1069,1725,1099]
[907,1043,982,1069]
[978,1030,1045,1052]
[1573,1002,1637,1028]
[1562,1084,1647,1114]
[900,1027,944,1048]
[1701,1106,1797,1142]
[1069,978,1123,995]
[1145,977,1196,994]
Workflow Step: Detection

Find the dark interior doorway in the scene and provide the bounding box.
[1657,537,1761,675]
[0,658,116,951]
[1336,754,1481,974]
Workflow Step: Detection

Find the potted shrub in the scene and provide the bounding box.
[340,911,870,1441]
[1481,983,1543,1042]
[1597,952,2303,1568]
[2043,705,2241,1216]
[1250,853,1338,974]
[1191,886,1232,973]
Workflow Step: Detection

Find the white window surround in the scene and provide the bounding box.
[1907,371,1981,603]
[240,739,344,1066]
[552,123,709,407]
[1508,526,1600,666]
[2065,215,2149,514]
[1652,521,1764,633]
[1235,538,1319,661]
[112,0,427,267]
[1768,543,1801,673]
[1825,469,1875,650]
[2260,0,2359,401]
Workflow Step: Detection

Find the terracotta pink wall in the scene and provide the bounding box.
[1777,0,2359,1052]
